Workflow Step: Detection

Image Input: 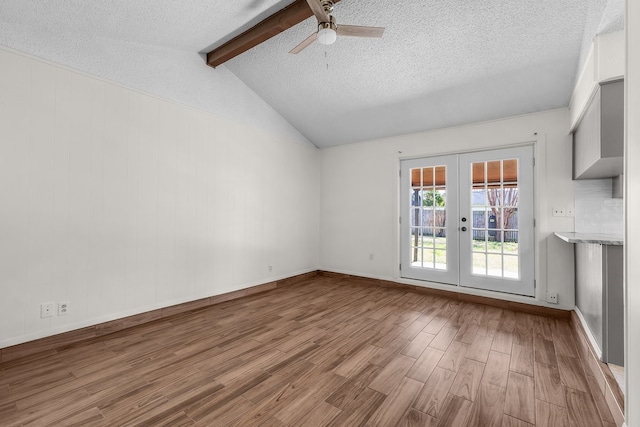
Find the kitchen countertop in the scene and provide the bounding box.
[554,232,624,245]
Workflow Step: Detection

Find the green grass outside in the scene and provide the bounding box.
[411,236,519,275]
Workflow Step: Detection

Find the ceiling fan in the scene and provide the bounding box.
[289,0,385,54]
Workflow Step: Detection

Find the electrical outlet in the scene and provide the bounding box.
[369,253,375,261]
[268,265,273,272]
[40,302,56,318]
[58,301,69,316]
[546,292,559,304]
[566,207,574,217]
[552,207,565,217]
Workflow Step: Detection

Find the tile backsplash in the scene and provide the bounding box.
[575,179,624,235]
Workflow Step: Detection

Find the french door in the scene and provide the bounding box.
[400,146,535,296]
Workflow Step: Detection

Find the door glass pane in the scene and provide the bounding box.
[423,167,434,186]
[411,169,421,187]
[504,232,518,254]
[469,159,519,280]
[411,225,421,267]
[473,253,486,275]
[487,254,503,277]
[487,161,501,183]
[435,250,447,270]
[504,255,519,278]
[472,186,486,206]
[487,187,502,207]
[424,249,435,268]
[487,237,502,253]
[503,159,518,182]
[435,166,446,186]
[472,162,485,184]
[422,205,434,227]
[435,186,446,205]
[411,208,420,226]
[503,187,518,207]
[422,234,435,249]
[475,210,487,228]
[412,247,422,267]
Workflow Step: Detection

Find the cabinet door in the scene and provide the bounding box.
[575,243,603,351]
[601,81,624,159]
[573,80,624,179]
[604,245,624,365]
[573,88,601,179]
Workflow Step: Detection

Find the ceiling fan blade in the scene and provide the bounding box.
[336,25,385,38]
[305,0,330,23]
[289,32,318,54]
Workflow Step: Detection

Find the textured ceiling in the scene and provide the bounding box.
[0,0,625,148]
[225,0,624,147]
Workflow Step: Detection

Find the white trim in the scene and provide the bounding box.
[396,140,536,162]
[534,133,548,303]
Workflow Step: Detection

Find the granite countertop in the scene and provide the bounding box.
[554,232,624,245]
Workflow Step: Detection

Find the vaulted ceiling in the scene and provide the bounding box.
[0,0,625,148]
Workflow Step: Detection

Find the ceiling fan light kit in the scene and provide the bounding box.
[317,23,337,45]
[290,0,385,54]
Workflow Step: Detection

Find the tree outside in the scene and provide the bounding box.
[423,189,446,236]
[486,187,518,241]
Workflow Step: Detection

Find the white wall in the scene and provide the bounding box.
[0,47,320,348]
[625,0,639,423]
[0,25,311,147]
[320,109,575,309]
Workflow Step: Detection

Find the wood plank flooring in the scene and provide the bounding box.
[0,276,613,426]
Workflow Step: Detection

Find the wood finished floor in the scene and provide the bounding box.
[0,276,614,426]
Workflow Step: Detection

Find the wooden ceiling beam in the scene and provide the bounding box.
[206,0,340,68]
